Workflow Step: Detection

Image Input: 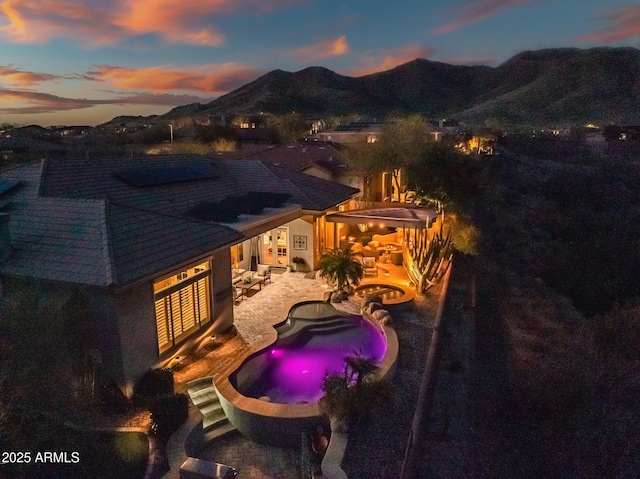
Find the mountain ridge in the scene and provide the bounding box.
[157,47,640,125]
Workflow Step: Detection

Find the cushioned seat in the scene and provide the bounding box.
[361,247,380,260]
[254,264,271,284]
[362,256,378,276]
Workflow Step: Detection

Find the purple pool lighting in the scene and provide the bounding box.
[230,302,387,404]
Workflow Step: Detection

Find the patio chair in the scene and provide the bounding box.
[234,286,243,303]
[254,264,272,285]
[362,256,378,276]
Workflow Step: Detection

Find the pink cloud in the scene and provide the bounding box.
[345,44,436,77]
[432,0,534,35]
[0,65,61,85]
[581,4,640,43]
[87,63,265,94]
[0,87,210,114]
[289,36,349,61]
[0,0,300,46]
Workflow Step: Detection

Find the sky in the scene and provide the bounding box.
[1,0,639,127]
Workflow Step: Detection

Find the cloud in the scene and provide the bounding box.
[346,44,436,77]
[0,65,61,85]
[86,63,265,94]
[432,0,535,35]
[289,36,349,61]
[0,0,300,46]
[581,4,640,43]
[0,87,211,114]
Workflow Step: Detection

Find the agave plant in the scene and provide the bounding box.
[318,244,364,292]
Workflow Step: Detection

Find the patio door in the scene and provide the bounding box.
[261,227,289,267]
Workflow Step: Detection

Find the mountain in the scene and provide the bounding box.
[163,47,640,125]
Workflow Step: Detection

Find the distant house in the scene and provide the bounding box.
[315,121,383,144]
[0,156,357,394]
[231,140,364,194]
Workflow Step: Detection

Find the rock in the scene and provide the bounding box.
[331,291,349,303]
[372,309,390,322]
[367,302,383,314]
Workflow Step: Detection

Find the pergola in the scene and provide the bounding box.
[325,206,439,248]
[326,206,438,229]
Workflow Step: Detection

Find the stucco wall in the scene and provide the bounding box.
[283,216,315,270]
[114,281,159,395]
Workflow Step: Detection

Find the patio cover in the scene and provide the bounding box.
[325,206,437,229]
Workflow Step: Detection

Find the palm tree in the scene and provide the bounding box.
[318,244,364,292]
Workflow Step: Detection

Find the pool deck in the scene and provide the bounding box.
[165,262,413,479]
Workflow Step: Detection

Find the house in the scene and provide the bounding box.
[0,156,358,395]
[230,140,363,196]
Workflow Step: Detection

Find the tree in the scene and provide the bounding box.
[273,112,308,142]
[0,281,91,450]
[348,115,431,198]
[407,141,481,212]
[318,244,364,292]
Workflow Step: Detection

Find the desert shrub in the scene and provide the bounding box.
[319,355,392,427]
[134,368,174,403]
[149,393,189,439]
[449,214,481,256]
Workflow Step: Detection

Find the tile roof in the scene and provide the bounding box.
[231,140,352,174]
[0,155,358,288]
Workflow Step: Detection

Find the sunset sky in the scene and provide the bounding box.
[1,0,639,126]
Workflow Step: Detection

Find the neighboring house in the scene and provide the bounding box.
[315,121,383,144]
[0,156,357,395]
[231,140,364,195]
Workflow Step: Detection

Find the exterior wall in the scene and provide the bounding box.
[301,165,332,181]
[115,282,159,395]
[113,249,235,394]
[282,216,315,270]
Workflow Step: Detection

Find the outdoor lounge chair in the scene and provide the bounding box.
[362,256,378,276]
[254,264,272,284]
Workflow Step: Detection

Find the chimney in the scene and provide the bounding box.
[0,213,12,262]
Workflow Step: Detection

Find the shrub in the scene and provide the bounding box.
[150,393,190,439]
[134,368,174,403]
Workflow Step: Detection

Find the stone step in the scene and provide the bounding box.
[188,387,218,406]
[203,410,229,430]
[199,398,224,417]
[185,376,214,392]
[203,422,237,444]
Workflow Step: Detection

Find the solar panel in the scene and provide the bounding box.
[186,192,291,222]
[0,178,21,197]
[113,164,218,187]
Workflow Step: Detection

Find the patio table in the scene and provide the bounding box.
[238,277,264,297]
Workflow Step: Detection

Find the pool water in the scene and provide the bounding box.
[355,283,405,301]
[230,302,387,404]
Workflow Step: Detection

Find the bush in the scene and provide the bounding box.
[134,368,174,403]
[150,393,190,439]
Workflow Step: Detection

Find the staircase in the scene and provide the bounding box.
[186,377,236,444]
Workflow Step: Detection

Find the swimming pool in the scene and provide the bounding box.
[213,301,398,446]
[230,301,387,404]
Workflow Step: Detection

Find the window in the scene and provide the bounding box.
[153,262,211,354]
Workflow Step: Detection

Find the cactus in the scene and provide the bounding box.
[403,220,453,293]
